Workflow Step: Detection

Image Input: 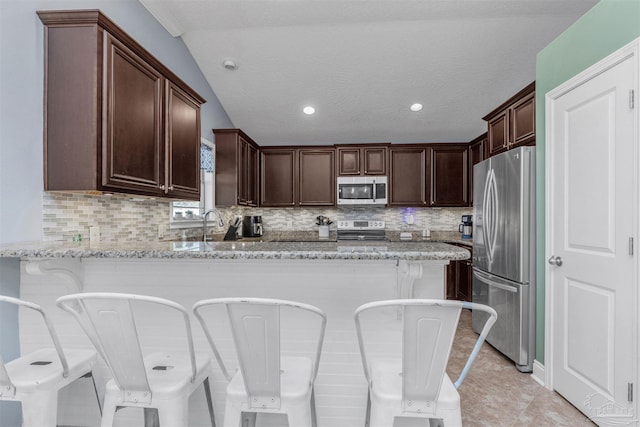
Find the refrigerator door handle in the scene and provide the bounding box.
[473,269,519,293]
[482,168,499,264]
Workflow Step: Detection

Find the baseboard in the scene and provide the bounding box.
[531,360,545,387]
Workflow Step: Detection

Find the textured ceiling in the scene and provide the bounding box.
[140,0,598,145]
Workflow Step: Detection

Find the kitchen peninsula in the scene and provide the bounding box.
[1,240,467,426]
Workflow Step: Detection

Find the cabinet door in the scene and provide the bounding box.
[468,136,485,206]
[299,149,335,206]
[246,143,259,206]
[166,81,200,199]
[337,148,361,175]
[446,261,458,300]
[388,147,427,206]
[430,145,468,207]
[511,91,535,147]
[238,138,249,205]
[103,34,164,195]
[456,259,473,302]
[487,111,509,157]
[363,147,387,175]
[260,149,296,207]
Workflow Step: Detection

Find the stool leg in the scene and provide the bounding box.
[21,391,57,427]
[311,388,318,427]
[287,403,313,427]
[203,377,216,427]
[100,391,119,427]
[223,398,242,427]
[157,398,189,426]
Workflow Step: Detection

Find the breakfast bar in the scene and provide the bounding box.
[1,241,468,426]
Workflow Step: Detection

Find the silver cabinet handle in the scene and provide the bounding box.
[548,256,563,266]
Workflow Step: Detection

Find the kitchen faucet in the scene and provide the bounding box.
[202,209,224,242]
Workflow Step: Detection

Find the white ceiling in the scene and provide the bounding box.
[140,0,598,146]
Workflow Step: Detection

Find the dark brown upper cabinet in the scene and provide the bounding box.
[214,129,259,206]
[468,134,486,206]
[484,82,535,157]
[260,147,336,207]
[388,146,429,206]
[39,10,205,200]
[336,144,388,176]
[260,148,297,207]
[430,144,468,207]
[298,148,335,206]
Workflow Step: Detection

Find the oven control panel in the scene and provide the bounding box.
[337,220,385,230]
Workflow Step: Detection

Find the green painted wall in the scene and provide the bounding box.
[535,0,640,363]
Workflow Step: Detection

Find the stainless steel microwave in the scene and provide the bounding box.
[337,176,387,206]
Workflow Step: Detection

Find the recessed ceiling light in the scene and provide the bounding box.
[303,106,316,115]
[222,59,237,70]
[410,103,423,112]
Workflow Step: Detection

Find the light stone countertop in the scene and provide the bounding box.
[0,239,469,261]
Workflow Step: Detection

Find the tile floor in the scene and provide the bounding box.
[447,310,595,427]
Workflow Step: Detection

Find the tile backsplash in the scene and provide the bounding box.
[43,192,471,242]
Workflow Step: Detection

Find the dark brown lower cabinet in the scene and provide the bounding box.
[446,244,473,302]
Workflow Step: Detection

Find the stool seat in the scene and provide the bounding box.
[5,348,95,393]
[354,299,498,427]
[57,292,217,427]
[0,295,99,427]
[193,297,327,427]
[369,358,460,420]
[227,356,313,403]
[103,351,213,398]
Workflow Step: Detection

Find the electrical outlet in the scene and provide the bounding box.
[287,220,293,229]
[89,226,100,242]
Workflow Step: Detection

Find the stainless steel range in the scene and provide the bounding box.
[336,220,386,241]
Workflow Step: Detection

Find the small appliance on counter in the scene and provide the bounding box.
[242,215,263,237]
[459,215,473,239]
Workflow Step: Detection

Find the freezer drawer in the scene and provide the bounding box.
[471,268,533,371]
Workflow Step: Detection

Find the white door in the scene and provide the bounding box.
[547,46,637,425]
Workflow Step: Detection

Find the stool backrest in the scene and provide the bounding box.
[57,293,197,403]
[193,298,327,409]
[0,295,70,396]
[354,299,497,414]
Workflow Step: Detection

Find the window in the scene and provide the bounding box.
[170,138,214,227]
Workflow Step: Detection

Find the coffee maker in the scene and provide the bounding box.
[459,215,472,239]
[242,216,263,237]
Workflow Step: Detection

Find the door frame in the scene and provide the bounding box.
[544,37,639,417]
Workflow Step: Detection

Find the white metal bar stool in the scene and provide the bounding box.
[57,292,216,427]
[0,295,98,427]
[354,299,497,427]
[193,297,327,427]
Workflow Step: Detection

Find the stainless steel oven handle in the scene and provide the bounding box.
[473,269,518,293]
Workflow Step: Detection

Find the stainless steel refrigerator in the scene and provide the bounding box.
[472,146,536,372]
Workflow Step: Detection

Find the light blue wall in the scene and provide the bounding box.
[535,0,640,363]
[0,2,232,423]
[0,0,233,245]
[0,259,21,427]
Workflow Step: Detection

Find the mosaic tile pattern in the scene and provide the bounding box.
[221,205,473,233]
[42,193,471,242]
[43,193,176,242]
